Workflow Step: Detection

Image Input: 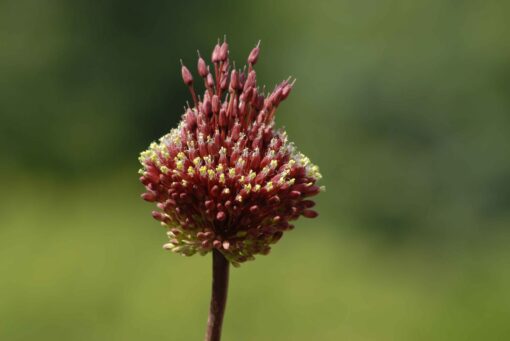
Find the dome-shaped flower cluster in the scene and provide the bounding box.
[139,40,322,265]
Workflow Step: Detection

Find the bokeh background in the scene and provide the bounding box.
[1,0,509,340]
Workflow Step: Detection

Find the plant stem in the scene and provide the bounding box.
[205,249,230,341]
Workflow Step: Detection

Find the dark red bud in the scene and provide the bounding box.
[302,200,315,208]
[212,95,220,113]
[210,185,220,197]
[185,109,196,129]
[202,97,212,116]
[232,122,241,140]
[163,199,176,210]
[141,192,156,202]
[152,210,165,222]
[197,57,208,77]
[255,94,264,110]
[216,211,226,221]
[212,44,221,63]
[303,210,318,218]
[140,176,150,186]
[290,190,301,198]
[248,41,260,65]
[268,195,280,205]
[219,109,227,127]
[214,130,221,146]
[240,87,253,102]
[219,42,229,61]
[271,87,283,106]
[304,185,321,196]
[244,71,256,91]
[230,70,239,91]
[272,231,283,243]
[206,73,214,88]
[239,101,247,115]
[147,170,160,182]
[204,231,215,238]
[281,83,292,100]
[181,64,193,85]
[250,88,258,105]
[239,72,246,88]
[205,200,214,210]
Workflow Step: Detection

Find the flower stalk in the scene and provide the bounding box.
[205,249,230,341]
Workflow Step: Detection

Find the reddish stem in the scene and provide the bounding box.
[189,85,199,109]
[204,249,230,341]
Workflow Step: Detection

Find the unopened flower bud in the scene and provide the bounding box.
[141,191,156,202]
[230,70,239,91]
[185,109,196,130]
[219,109,227,127]
[302,210,318,218]
[216,211,226,221]
[212,95,220,113]
[281,83,292,100]
[202,97,212,116]
[206,73,214,88]
[219,42,229,61]
[197,56,208,78]
[181,64,193,85]
[212,43,221,63]
[248,41,260,65]
[244,71,256,91]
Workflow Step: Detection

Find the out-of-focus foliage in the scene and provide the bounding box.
[1,0,509,340]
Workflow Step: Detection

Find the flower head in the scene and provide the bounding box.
[139,39,322,266]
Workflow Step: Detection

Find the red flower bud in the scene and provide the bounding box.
[181,64,193,85]
[248,41,261,65]
[202,97,212,116]
[197,56,208,78]
[141,191,156,202]
[212,44,221,63]
[212,95,220,113]
[206,73,214,88]
[216,211,226,221]
[302,210,318,218]
[229,70,239,91]
[219,42,229,61]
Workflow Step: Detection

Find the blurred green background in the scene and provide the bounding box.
[1,0,509,340]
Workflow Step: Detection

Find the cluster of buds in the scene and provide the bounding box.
[139,39,322,266]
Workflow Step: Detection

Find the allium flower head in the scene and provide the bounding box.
[139,39,322,266]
